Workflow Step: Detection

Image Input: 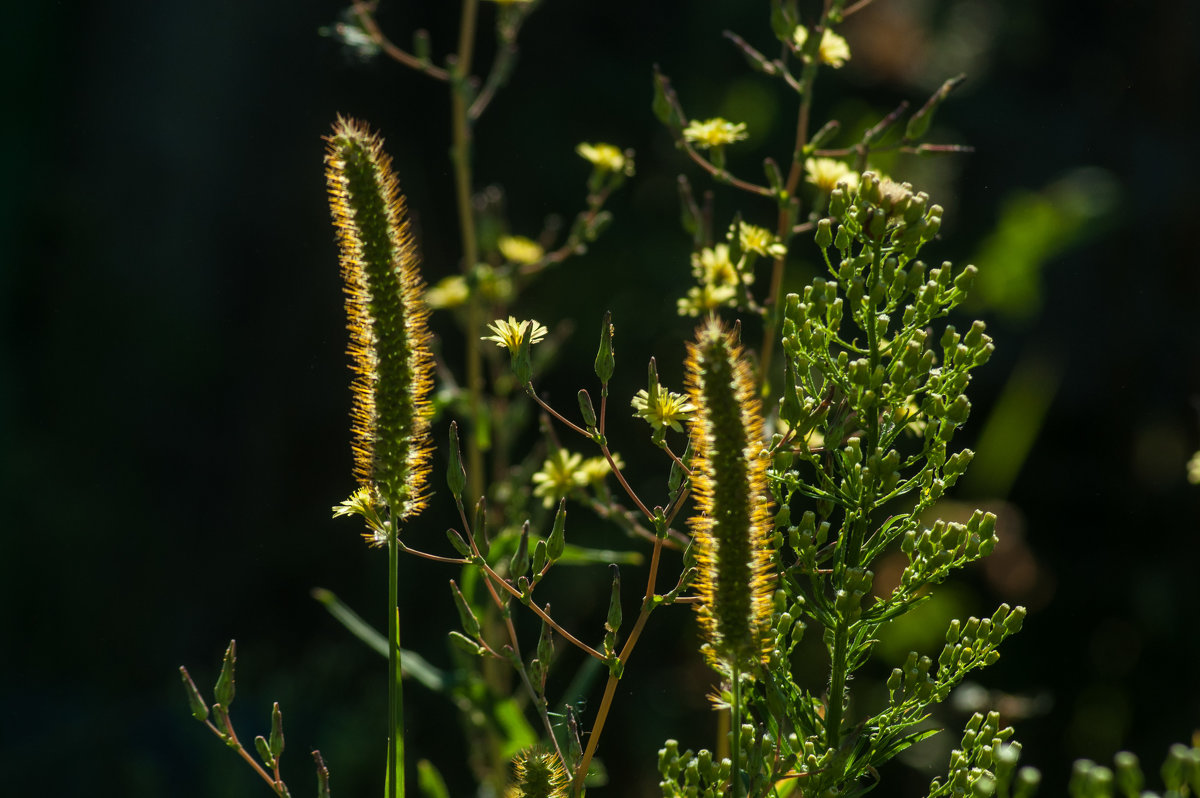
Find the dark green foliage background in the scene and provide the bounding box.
[1,1,1197,796]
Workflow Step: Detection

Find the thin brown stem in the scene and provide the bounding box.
[207,713,287,795]
[842,0,880,17]
[680,142,775,198]
[760,1,833,388]
[599,444,653,520]
[474,554,607,662]
[396,541,469,565]
[349,0,450,81]
[529,389,591,438]
[570,599,657,797]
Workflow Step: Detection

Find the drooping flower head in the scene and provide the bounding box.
[685,318,775,672]
[324,116,434,529]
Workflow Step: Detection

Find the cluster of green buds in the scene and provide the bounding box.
[898,510,999,590]
[978,740,1200,798]
[886,605,1026,711]
[657,740,732,798]
[775,170,995,564]
[767,587,807,668]
[1067,746,1200,798]
[927,711,1018,798]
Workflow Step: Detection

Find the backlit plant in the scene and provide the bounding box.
[179,1,1200,797]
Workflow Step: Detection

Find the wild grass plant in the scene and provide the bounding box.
[179,1,1200,796]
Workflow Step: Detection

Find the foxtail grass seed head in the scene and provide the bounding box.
[685,318,775,672]
[325,116,434,535]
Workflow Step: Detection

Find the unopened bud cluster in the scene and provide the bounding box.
[899,510,999,589]
[926,711,1017,798]
[657,739,732,798]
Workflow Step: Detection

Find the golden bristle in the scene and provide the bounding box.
[324,116,434,524]
[684,318,775,671]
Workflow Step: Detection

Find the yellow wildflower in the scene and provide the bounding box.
[793,26,851,68]
[425,275,469,309]
[580,454,622,486]
[805,157,858,193]
[631,387,696,433]
[576,142,630,174]
[482,316,548,353]
[737,221,787,258]
[683,118,748,149]
[677,283,738,317]
[532,449,586,507]
[498,235,545,265]
[692,244,738,287]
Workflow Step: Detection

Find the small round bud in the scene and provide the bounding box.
[815,218,834,248]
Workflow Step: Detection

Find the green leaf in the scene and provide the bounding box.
[417,759,450,798]
[555,543,642,567]
[312,587,447,691]
[495,698,539,759]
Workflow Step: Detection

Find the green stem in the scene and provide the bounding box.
[570,536,665,797]
[452,0,483,505]
[760,0,836,392]
[388,530,405,798]
[731,664,743,798]
[825,619,848,753]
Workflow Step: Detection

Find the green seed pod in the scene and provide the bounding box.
[449,580,481,639]
[214,640,237,708]
[547,499,567,561]
[325,117,434,525]
[685,319,774,671]
[446,421,467,500]
[577,390,598,429]
[594,311,615,385]
[605,564,623,633]
[445,528,471,557]
[531,539,548,578]
[269,702,285,760]
[254,735,274,769]
[448,631,484,657]
[178,667,209,722]
[510,521,531,577]
[536,613,555,672]
[473,497,490,557]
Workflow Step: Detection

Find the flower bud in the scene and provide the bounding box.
[594,310,615,385]
[816,217,834,248]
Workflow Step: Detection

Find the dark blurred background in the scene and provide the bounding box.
[2,1,1198,796]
